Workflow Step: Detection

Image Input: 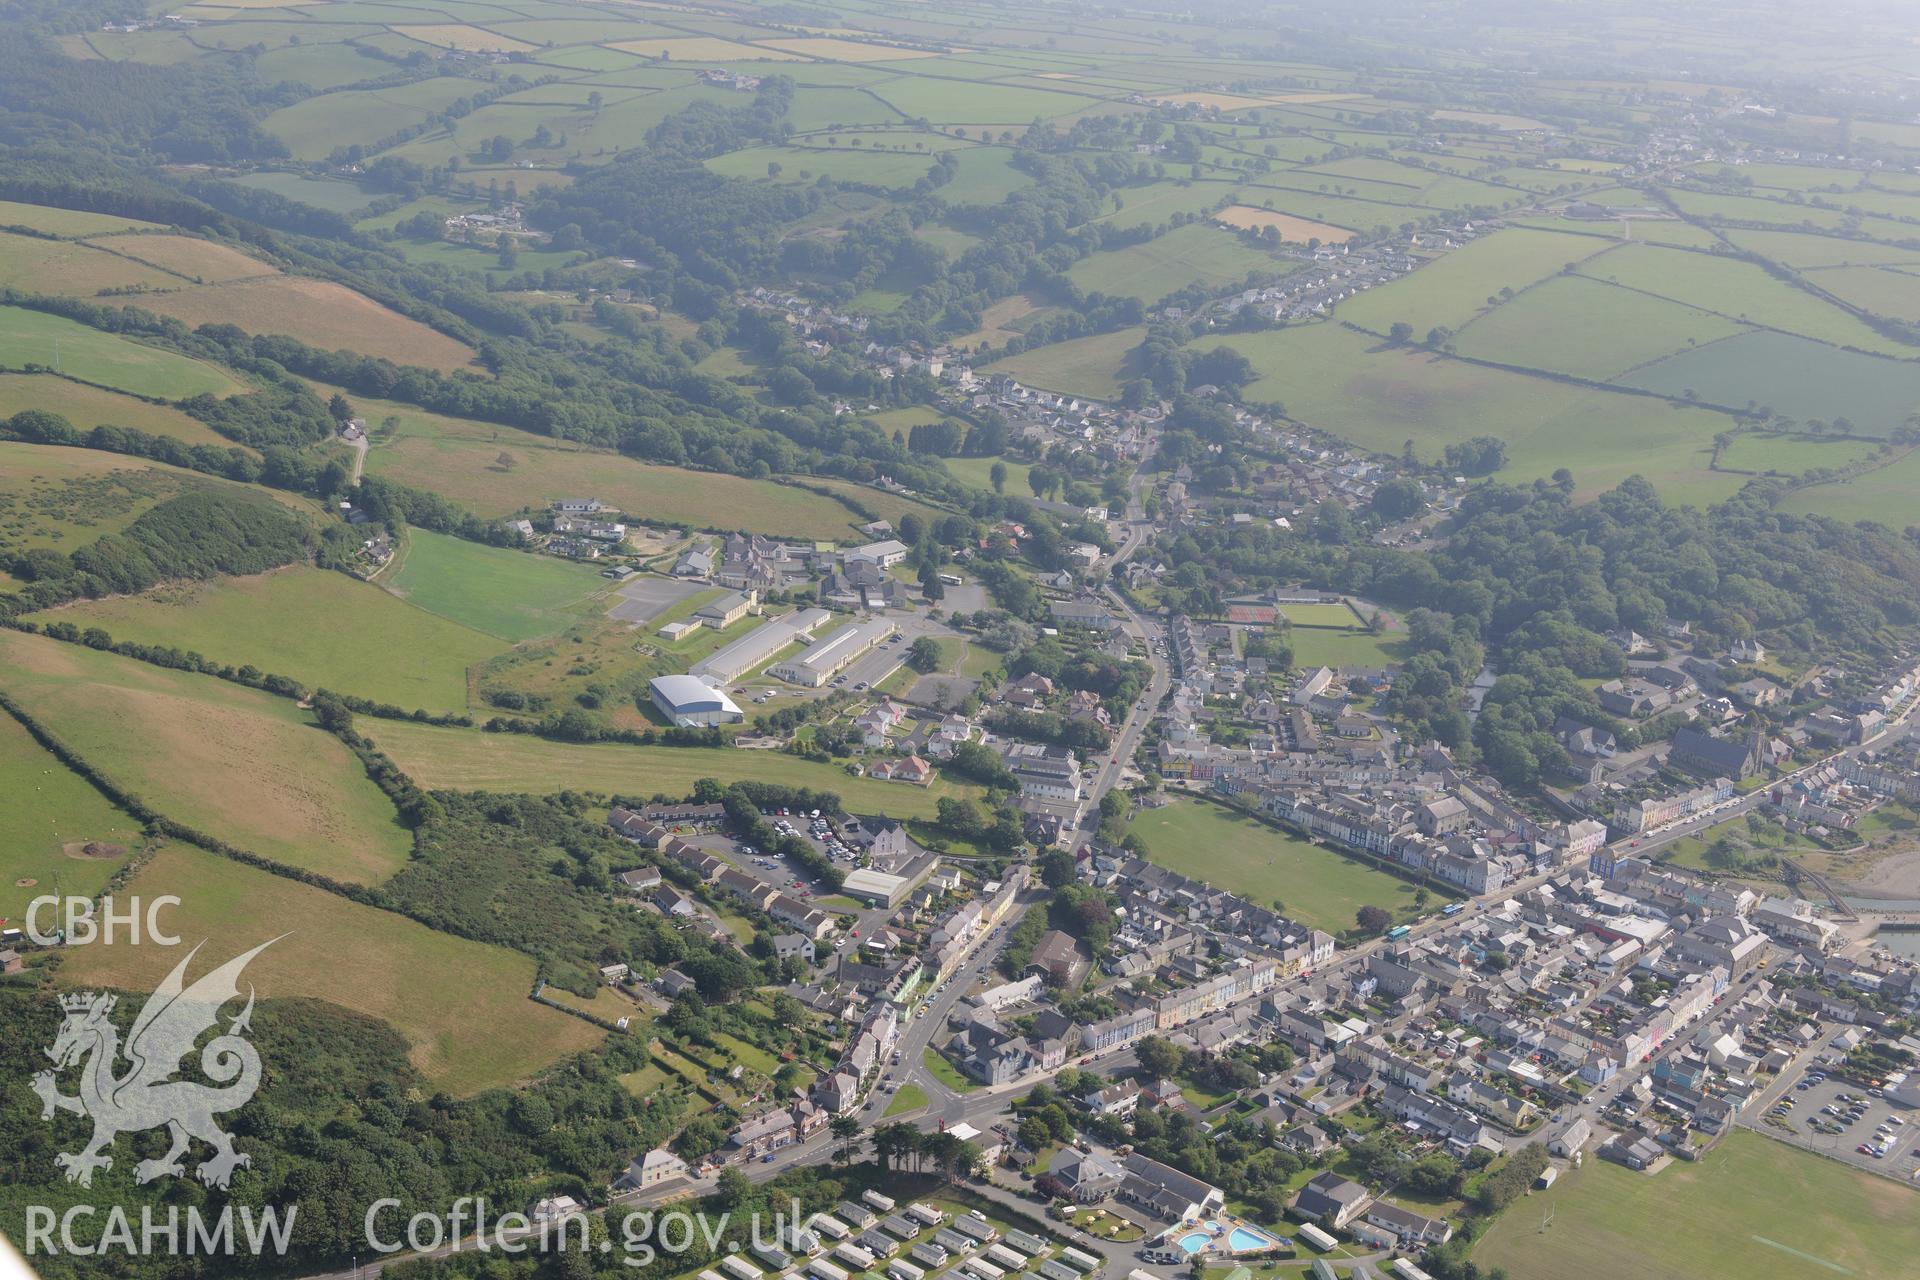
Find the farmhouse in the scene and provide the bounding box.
[650,675,745,727]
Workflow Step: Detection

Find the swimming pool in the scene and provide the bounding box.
[1228,1227,1275,1251]
[1168,1222,1281,1255]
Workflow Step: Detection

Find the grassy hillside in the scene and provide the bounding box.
[40,566,506,714]
[360,718,980,822]
[0,630,411,885]
[60,843,603,1095]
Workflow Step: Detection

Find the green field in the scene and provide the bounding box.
[1777,446,1920,527]
[262,77,492,160]
[1618,329,1920,435]
[706,143,939,188]
[1283,625,1411,669]
[0,375,236,450]
[1126,798,1444,933]
[1574,242,1914,356]
[0,711,143,924]
[0,198,166,238]
[1339,226,1612,335]
[0,629,411,885]
[1452,275,1747,380]
[1715,431,1882,477]
[358,718,981,822]
[0,306,244,399]
[0,229,177,295]
[1066,223,1279,304]
[1724,228,1920,269]
[1802,264,1920,325]
[384,528,603,644]
[885,1083,930,1116]
[981,326,1145,398]
[224,170,379,215]
[944,454,1035,496]
[1211,323,1744,505]
[41,566,506,714]
[1474,1130,1920,1280]
[60,843,603,1095]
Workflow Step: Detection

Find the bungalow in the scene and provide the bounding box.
[1355,1203,1451,1248]
[869,755,933,784]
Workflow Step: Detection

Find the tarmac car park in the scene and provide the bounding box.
[1781,1069,1920,1176]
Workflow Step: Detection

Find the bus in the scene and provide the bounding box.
[1386,925,1412,940]
[1441,902,1466,917]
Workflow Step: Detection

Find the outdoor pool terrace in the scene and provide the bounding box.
[1166,1218,1286,1256]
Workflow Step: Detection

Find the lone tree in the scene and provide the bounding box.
[908,636,942,672]
[1357,905,1393,934]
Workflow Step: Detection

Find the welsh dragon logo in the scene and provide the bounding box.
[31,939,280,1189]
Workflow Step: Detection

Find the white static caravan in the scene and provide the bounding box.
[809,1260,849,1280]
[721,1256,763,1280]
[907,1204,945,1228]
[833,1243,876,1272]
[1004,1231,1048,1257]
[964,1261,1005,1280]
[1296,1224,1337,1254]
[1059,1249,1101,1274]
[1392,1262,1434,1280]
[985,1245,1028,1271]
[911,1243,950,1268]
[863,1190,897,1213]
[888,1262,925,1280]
[811,1216,851,1242]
